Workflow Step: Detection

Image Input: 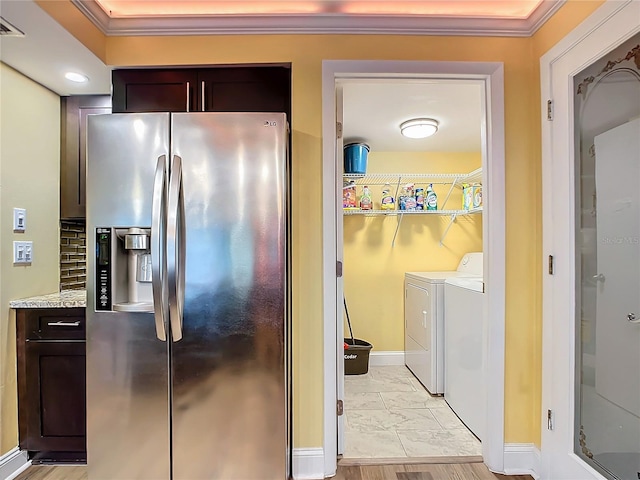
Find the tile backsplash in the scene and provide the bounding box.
[60,220,86,290]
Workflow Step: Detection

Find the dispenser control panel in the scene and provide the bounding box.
[96,228,112,311]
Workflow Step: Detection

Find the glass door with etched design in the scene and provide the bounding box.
[574,34,640,480]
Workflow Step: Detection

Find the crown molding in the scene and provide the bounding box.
[71,0,564,37]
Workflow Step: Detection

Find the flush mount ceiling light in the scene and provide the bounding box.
[65,72,89,83]
[400,118,439,139]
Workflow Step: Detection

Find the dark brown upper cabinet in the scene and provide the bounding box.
[111,69,198,113]
[111,65,291,119]
[60,95,111,219]
[198,66,290,114]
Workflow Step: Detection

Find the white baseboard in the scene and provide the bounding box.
[293,448,324,480]
[1,444,544,480]
[369,351,405,366]
[503,443,541,480]
[0,448,30,480]
[0,447,326,480]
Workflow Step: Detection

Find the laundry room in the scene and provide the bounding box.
[340,79,486,459]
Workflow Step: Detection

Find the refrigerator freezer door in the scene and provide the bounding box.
[170,112,288,479]
[86,113,171,479]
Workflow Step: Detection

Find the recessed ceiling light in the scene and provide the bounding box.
[65,72,89,83]
[400,118,439,139]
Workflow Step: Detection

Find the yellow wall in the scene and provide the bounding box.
[31,0,606,451]
[344,152,482,351]
[0,63,61,455]
[100,32,535,450]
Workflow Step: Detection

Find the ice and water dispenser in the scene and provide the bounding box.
[95,227,153,312]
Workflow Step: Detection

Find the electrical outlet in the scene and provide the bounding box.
[13,208,26,232]
[13,241,33,265]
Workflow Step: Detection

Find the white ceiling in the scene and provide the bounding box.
[0,0,111,96]
[343,81,482,152]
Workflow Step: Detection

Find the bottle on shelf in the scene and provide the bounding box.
[343,180,358,210]
[359,185,373,210]
[426,183,438,211]
[380,183,395,210]
[415,186,424,210]
[404,183,417,211]
[472,183,483,208]
[462,183,472,210]
[398,185,408,210]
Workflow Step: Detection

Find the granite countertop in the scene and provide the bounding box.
[9,290,86,308]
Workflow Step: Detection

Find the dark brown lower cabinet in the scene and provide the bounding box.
[16,308,86,463]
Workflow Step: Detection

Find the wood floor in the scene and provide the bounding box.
[13,463,533,480]
[333,462,532,480]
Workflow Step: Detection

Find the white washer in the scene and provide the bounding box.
[404,252,483,395]
[444,275,485,440]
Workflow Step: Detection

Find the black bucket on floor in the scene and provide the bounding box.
[344,338,373,375]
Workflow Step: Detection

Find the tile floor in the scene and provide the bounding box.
[343,365,482,458]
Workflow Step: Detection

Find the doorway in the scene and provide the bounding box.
[339,79,483,459]
[321,60,506,477]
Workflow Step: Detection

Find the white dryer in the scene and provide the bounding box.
[444,274,485,440]
[404,252,483,395]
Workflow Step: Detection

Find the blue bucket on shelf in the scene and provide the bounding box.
[344,143,370,174]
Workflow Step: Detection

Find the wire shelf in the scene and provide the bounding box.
[341,167,482,246]
[343,167,482,187]
[343,208,482,216]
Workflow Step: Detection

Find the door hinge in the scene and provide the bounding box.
[547,100,553,121]
[548,255,554,275]
[336,260,343,277]
[547,409,554,430]
[336,121,343,139]
[337,399,344,416]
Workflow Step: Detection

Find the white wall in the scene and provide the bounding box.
[0,62,60,455]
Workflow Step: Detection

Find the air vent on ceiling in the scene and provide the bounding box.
[0,17,25,37]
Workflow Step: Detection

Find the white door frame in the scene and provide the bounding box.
[322,60,506,477]
[540,1,640,478]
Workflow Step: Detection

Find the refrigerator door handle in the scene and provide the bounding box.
[151,155,168,342]
[201,81,205,112]
[186,82,190,112]
[168,154,185,342]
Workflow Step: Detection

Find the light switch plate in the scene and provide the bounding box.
[13,208,26,232]
[13,241,33,265]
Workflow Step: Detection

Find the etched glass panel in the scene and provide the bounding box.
[573,34,640,480]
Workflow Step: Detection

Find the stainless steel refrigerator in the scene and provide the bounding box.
[85,112,291,479]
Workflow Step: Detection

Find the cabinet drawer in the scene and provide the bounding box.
[24,309,86,341]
